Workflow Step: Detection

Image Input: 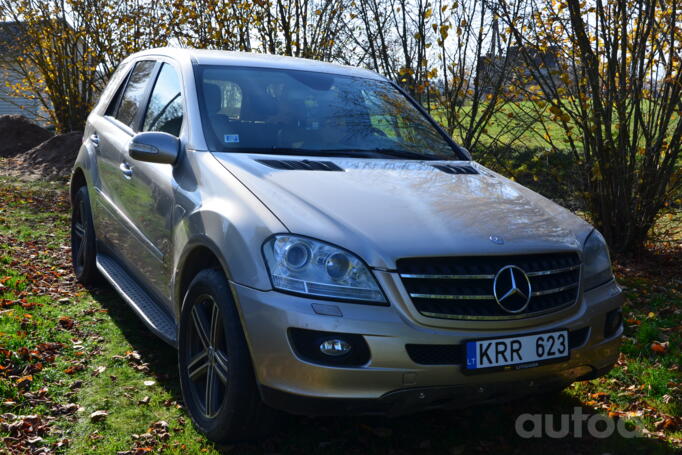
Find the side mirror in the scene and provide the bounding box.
[128,132,179,164]
[458,146,472,160]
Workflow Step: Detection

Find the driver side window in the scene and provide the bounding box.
[142,63,184,137]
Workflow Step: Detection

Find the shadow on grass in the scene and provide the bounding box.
[91,286,675,455]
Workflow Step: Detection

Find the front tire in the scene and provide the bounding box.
[178,269,277,443]
[71,186,100,284]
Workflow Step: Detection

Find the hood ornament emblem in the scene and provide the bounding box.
[493,265,532,314]
[489,235,504,245]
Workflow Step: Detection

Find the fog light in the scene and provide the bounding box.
[289,328,369,366]
[319,339,352,356]
[604,309,622,338]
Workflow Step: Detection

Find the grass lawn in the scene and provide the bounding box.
[429,100,573,150]
[431,101,682,154]
[0,177,680,454]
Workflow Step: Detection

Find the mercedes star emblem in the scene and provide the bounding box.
[493,265,532,313]
[489,235,504,245]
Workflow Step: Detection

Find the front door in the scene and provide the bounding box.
[118,62,185,302]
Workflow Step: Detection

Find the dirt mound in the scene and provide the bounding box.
[0,115,53,157]
[1,132,82,181]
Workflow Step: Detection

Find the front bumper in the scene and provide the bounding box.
[232,277,623,415]
[260,364,614,416]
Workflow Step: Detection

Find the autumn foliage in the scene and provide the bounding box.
[0,0,680,253]
[496,0,682,254]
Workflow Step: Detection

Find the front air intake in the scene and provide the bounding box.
[432,164,479,175]
[256,159,344,171]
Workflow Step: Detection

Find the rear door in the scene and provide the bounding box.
[90,60,157,271]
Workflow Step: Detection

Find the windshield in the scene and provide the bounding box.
[196,65,464,160]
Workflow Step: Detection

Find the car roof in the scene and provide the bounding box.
[130,48,387,81]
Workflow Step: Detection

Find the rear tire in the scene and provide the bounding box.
[71,186,100,284]
[178,269,277,443]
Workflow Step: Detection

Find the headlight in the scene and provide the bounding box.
[262,235,386,304]
[583,229,614,290]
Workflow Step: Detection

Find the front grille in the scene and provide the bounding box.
[397,253,581,320]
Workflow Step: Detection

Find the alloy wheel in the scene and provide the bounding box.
[71,199,87,274]
[185,296,229,418]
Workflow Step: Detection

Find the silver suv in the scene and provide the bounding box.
[70,48,623,442]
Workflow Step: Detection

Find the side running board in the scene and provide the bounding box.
[96,254,178,348]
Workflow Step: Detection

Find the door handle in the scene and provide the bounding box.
[119,161,133,179]
[90,134,100,147]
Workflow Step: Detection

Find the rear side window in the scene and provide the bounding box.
[142,63,184,137]
[103,63,133,117]
[115,60,156,129]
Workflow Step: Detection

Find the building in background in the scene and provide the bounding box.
[478,45,564,98]
[0,21,48,126]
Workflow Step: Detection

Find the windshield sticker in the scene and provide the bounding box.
[224,134,240,143]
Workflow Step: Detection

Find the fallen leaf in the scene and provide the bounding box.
[655,417,678,430]
[651,341,669,353]
[58,316,74,329]
[126,351,141,361]
[27,436,43,445]
[590,391,609,400]
[15,375,33,386]
[90,410,108,422]
[64,364,84,374]
[51,403,79,415]
[92,366,106,377]
[152,420,168,429]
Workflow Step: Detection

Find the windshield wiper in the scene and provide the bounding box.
[222,147,367,158]
[224,146,449,160]
[321,148,447,161]
[367,148,445,161]
[268,147,436,160]
[267,147,364,158]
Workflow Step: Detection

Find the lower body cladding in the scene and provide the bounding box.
[232,278,623,417]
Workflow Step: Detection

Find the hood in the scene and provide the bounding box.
[211,153,592,269]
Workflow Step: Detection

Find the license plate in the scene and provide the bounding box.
[465,330,569,371]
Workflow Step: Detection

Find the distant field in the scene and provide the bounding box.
[431,100,682,154]
[429,100,572,150]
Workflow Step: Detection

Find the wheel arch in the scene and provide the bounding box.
[174,238,234,314]
[70,166,88,202]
